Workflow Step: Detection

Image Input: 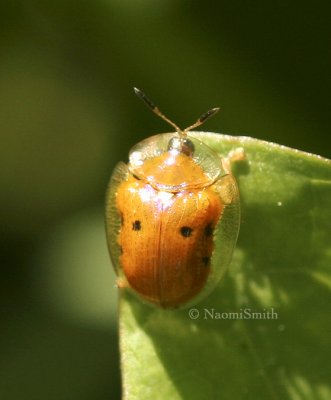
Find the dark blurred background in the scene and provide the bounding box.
[1,1,330,399]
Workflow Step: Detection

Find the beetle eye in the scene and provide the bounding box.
[167,137,195,156]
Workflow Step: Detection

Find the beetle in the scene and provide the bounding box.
[105,88,241,308]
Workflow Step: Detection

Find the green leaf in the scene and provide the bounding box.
[118,133,331,400]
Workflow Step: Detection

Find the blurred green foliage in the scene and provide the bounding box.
[1,1,330,399]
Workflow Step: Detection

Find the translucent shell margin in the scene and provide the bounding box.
[128,133,226,192]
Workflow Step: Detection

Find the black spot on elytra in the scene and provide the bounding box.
[204,223,214,237]
[120,246,123,255]
[132,220,141,231]
[120,213,124,226]
[202,256,210,266]
[180,226,193,237]
[133,174,141,181]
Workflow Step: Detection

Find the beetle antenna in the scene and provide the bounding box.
[183,107,220,133]
[133,87,182,134]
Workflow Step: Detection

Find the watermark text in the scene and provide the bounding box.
[188,307,278,320]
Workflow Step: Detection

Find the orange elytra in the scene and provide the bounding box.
[105,88,240,308]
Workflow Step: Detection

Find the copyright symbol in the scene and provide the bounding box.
[189,308,199,319]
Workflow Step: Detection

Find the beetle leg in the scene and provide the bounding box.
[116,277,129,289]
[222,147,246,174]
